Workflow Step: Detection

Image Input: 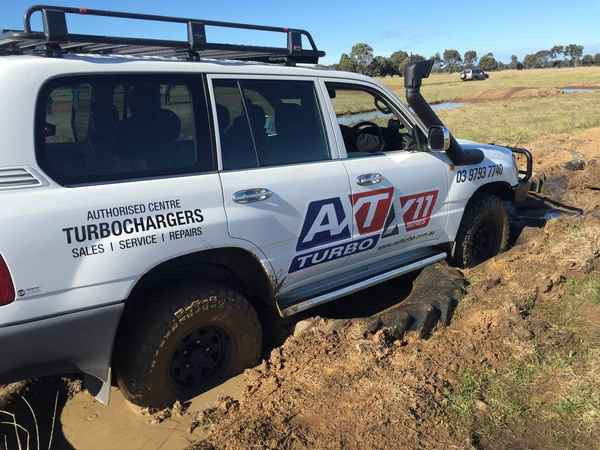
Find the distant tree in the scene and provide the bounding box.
[389,50,409,76]
[582,54,594,66]
[383,57,396,76]
[550,45,564,60]
[564,44,584,66]
[594,53,600,66]
[350,43,374,74]
[509,55,523,70]
[369,56,394,77]
[539,50,554,67]
[431,52,443,72]
[479,52,498,71]
[523,53,536,69]
[464,50,478,68]
[442,49,462,72]
[338,53,357,72]
[523,50,552,69]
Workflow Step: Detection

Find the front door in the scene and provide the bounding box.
[209,76,358,295]
[322,80,451,265]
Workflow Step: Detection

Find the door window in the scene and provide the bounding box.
[325,83,415,158]
[213,79,330,170]
[38,76,213,186]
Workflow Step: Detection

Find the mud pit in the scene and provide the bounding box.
[2,130,600,450]
[0,266,464,450]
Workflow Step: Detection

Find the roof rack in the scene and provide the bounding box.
[0,5,325,65]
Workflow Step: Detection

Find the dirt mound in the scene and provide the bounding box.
[527,128,600,173]
[458,87,561,104]
[188,162,600,450]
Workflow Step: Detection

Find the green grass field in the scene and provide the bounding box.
[381,66,600,104]
[378,67,600,146]
[437,90,600,146]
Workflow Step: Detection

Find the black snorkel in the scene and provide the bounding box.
[404,60,483,165]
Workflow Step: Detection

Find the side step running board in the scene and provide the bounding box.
[279,252,447,317]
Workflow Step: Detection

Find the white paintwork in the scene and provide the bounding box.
[446,140,519,240]
[219,161,354,294]
[0,53,521,387]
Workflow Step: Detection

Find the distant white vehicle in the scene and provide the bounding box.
[461,68,490,81]
[0,5,532,409]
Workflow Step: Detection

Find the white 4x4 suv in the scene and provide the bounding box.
[0,6,532,408]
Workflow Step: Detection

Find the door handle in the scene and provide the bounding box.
[232,188,273,204]
[356,173,383,186]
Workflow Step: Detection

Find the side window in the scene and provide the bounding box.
[212,79,259,170]
[325,83,414,158]
[38,76,213,185]
[46,85,92,144]
[213,78,330,170]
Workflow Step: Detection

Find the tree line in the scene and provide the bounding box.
[333,43,599,76]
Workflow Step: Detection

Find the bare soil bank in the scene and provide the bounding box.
[185,132,600,450]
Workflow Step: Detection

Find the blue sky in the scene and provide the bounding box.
[4,0,600,64]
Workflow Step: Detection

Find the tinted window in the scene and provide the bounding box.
[213,79,330,170]
[212,79,259,170]
[38,76,213,185]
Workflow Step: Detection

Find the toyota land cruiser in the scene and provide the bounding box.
[0,5,532,408]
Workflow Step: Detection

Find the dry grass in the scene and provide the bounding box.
[331,67,600,147]
[445,273,600,449]
[380,66,600,104]
[437,91,600,146]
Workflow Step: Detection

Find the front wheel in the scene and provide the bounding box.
[452,194,510,268]
[115,283,263,408]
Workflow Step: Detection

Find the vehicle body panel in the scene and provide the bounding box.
[0,54,522,396]
[446,140,519,240]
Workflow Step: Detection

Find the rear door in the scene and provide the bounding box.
[0,73,233,327]
[208,75,359,295]
[320,79,451,264]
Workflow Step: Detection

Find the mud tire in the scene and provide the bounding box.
[452,194,510,268]
[115,283,262,409]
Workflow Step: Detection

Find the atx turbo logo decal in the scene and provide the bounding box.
[350,188,394,235]
[289,188,439,273]
[296,197,350,252]
[400,190,439,231]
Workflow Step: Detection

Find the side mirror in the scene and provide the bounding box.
[428,126,450,151]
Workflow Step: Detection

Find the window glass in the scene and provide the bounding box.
[212,79,259,170]
[39,76,213,185]
[213,78,330,170]
[325,83,414,158]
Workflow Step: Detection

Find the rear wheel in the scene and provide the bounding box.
[115,283,262,408]
[452,194,510,268]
